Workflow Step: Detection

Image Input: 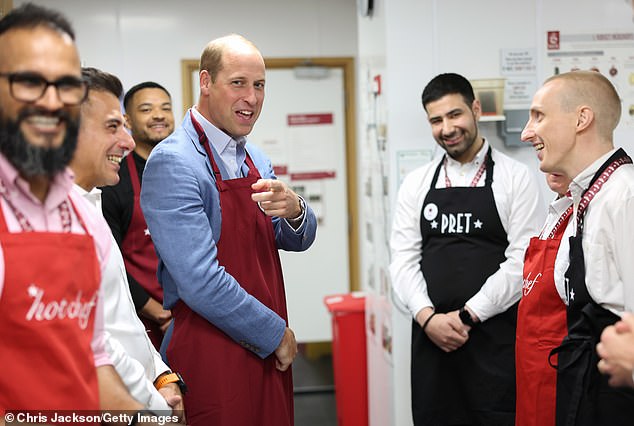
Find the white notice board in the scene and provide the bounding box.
[248,68,349,342]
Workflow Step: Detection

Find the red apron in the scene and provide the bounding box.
[167,113,293,426]
[515,206,571,426]
[0,194,100,414]
[121,153,164,349]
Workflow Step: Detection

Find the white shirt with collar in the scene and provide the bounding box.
[539,194,575,303]
[191,106,246,179]
[73,184,172,412]
[567,148,634,316]
[390,140,545,321]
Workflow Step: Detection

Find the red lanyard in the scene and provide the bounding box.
[546,205,573,239]
[443,156,487,188]
[0,178,73,232]
[576,155,632,231]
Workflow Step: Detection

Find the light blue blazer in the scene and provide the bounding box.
[140,112,317,358]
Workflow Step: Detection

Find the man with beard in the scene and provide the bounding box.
[0,3,172,418]
[101,82,175,351]
[390,73,543,426]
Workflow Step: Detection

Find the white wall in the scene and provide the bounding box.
[17,0,358,120]
[356,3,391,425]
[384,0,545,202]
[360,0,634,425]
[359,1,544,425]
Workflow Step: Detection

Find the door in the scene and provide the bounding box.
[250,58,356,342]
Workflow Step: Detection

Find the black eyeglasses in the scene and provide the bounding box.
[0,71,88,106]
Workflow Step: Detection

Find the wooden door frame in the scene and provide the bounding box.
[0,0,13,18]
[181,57,359,292]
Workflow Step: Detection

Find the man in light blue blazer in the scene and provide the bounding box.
[140,34,317,426]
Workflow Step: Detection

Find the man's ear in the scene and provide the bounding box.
[199,70,211,95]
[576,106,594,132]
[124,114,131,130]
[471,98,482,121]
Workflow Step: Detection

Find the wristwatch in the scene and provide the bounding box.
[154,372,188,395]
[459,306,477,328]
[288,195,306,225]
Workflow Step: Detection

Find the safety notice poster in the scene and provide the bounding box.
[542,31,634,127]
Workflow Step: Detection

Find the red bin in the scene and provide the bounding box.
[324,293,368,426]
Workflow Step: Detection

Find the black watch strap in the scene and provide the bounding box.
[174,372,188,395]
[459,306,477,327]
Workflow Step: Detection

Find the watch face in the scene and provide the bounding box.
[459,308,474,326]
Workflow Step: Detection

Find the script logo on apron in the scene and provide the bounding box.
[522,271,542,296]
[26,284,98,330]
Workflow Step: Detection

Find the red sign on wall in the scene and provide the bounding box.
[273,165,288,175]
[547,31,560,50]
[290,171,336,180]
[287,113,333,126]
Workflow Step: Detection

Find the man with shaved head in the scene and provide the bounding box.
[141,34,317,426]
[522,70,634,425]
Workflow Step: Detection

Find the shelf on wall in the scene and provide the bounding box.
[496,109,529,147]
[479,115,506,122]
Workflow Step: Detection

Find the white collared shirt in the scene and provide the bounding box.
[567,148,634,315]
[539,194,574,303]
[191,106,246,178]
[390,141,545,321]
[74,184,172,412]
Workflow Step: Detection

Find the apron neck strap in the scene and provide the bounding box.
[126,152,142,194]
[546,205,572,239]
[433,145,493,189]
[190,110,260,183]
[0,178,86,233]
[576,148,632,232]
[190,110,223,182]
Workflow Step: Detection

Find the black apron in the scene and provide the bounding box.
[550,148,634,426]
[412,148,516,426]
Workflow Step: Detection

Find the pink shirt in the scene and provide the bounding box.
[0,154,112,367]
